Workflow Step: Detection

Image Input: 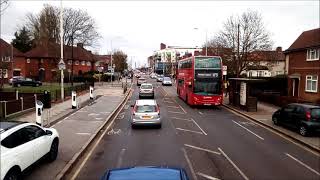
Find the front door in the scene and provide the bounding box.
[39,69,45,82]
[292,79,299,97]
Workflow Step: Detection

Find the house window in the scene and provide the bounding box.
[81,61,85,66]
[75,61,79,65]
[0,69,8,78]
[27,58,30,63]
[86,61,91,66]
[305,75,318,93]
[307,49,319,61]
[68,60,72,65]
[3,56,11,62]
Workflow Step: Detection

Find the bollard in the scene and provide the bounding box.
[20,97,24,111]
[36,100,44,126]
[16,90,19,100]
[90,86,94,100]
[72,91,77,109]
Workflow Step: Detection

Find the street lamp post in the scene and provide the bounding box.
[59,0,65,100]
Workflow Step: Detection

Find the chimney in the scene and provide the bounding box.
[276,47,282,52]
[77,43,84,48]
[160,43,166,50]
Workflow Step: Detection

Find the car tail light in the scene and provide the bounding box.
[156,105,160,114]
[306,111,311,121]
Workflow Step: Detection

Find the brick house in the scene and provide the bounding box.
[24,42,96,82]
[0,39,26,82]
[94,55,111,72]
[284,28,320,103]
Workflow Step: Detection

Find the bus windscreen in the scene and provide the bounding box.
[195,57,221,69]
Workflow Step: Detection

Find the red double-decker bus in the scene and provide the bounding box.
[176,56,223,106]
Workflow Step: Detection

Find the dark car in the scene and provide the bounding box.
[12,77,42,87]
[101,166,189,180]
[272,103,320,136]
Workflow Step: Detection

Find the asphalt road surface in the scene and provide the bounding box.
[74,76,320,180]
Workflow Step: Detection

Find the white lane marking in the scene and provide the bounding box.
[107,129,121,135]
[76,132,91,136]
[78,110,87,112]
[116,149,126,168]
[197,172,221,180]
[178,103,187,114]
[182,148,198,180]
[57,121,62,124]
[95,117,103,120]
[176,128,203,134]
[164,101,174,104]
[285,153,320,176]
[101,111,110,114]
[168,111,185,114]
[63,117,68,120]
[184,144,220,155]
[218,148,249,180]
[70,112,76,116]
[191,118,207,135]
[199,111,204,115]
[167,105,179,108]
[171,117,193,121]
[88,113,100,116]
[232,120,264,140]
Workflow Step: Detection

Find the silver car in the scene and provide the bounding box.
[139,83,154,99]
[162,77,172,86]
[131,100,161,128]
[137,78,146,86]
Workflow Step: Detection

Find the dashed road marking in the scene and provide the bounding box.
[176,128,203,135]
[218,147,249,180]
[88,113,100,116]
[199,111,204,115]
[95,117,103,120]
[184,144,221,155]
[191,118,207,135]
[233,120,264,140]
[182,148,198,180]
[76,132,91,136]
[167,105,179,108]
[171,117,193,121]
[197,172,221,180]
[285,153,320,176]
[168,111,185,114]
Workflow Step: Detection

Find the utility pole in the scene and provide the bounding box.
[205,28,208,56]
[110,40,113,85]
[60,0,65,100]
[71,35,74,86]
[237,23,240,78]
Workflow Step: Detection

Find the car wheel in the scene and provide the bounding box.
[4,167,21,180]
[299,126,308,136]
[131,124,136,129]
[157,124,162,129]
[47,139,59,162]
[272,117,279,125]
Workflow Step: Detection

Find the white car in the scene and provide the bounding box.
[0,121,59,180]
[162,77,172,86]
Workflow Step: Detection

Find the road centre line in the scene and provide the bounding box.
[197,172,221,180]
[218,148,249,180]
[168,111,185,114]
[285,153,320,176]
[116,149,126,168]
[171,117,193,121]
[191,118,207,135]
[199,111,204,115]
[76,133,91,136]
[232,120,264,140]
[184,144,221,155]
[182,148,198,180]
[167,105,180,108]
[176,128,203,135]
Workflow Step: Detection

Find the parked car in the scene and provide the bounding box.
[137,77,146,86]
[150,73,157,79]
[130,100,161,128]
[0,121,59,180]
[139,83,154,99]
[101,166,189,180]
[12,77,42,87]
[8,76,24,85]
[272,103,320,136]
[162,77,172,86]
[156,75,163,82]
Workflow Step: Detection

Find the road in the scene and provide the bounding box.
[72,76,320,180]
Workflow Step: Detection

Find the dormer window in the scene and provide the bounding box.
[307,49,319,61]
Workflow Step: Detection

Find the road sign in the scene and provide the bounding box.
[111,69,114,73]
[58,59,66,70]
[223,65,227,75]
[108,65,112,70]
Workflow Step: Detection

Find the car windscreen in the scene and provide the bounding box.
[163,77,171,81]
[136,105,156,113]
[311,108,320,120]
[141,85,152,89]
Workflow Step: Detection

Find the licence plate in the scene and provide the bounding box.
[142,116,151,119]
[204,104,211,106]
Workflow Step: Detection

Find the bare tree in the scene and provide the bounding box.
[215,10,273,77]
[0,0,10,15]
[113,50,128,73]
[25,4,100,47]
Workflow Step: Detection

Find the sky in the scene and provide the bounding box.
[1,0,319,68]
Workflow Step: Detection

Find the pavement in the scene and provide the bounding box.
[21,82,131,180]
[222,95,320,152]
[71,77,320,180]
